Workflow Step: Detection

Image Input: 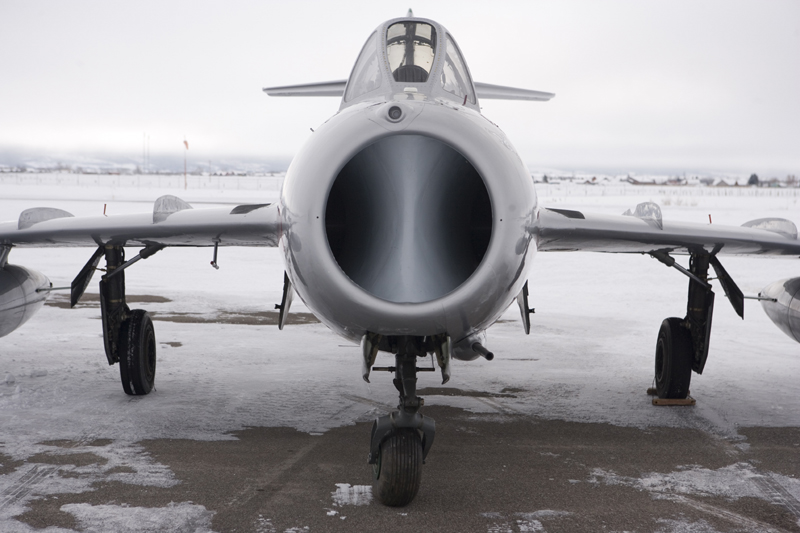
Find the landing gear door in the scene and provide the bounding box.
[276,272,294,330]
[517,281,533,335]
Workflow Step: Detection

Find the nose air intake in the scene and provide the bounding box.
[325,134,492,304]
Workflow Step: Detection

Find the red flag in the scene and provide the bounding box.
[183,140,189,150]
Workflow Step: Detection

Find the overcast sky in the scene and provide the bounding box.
[1,0,798,175]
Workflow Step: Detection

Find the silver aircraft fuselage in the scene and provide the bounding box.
[278,18,538,358]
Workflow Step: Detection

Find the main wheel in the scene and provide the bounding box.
[372,429,422,507]
[119,309,156,396]
[655,317,693,399]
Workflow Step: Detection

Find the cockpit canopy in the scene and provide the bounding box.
[386,21,437,83]
[343,17,476,108]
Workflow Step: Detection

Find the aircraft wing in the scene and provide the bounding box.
[0,197,280,248]
[534,203,800,256]
[473,82,554,101]
[263,80,348,97]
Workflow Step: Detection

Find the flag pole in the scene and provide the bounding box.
[183,138,189,189]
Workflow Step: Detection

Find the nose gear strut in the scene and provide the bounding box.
[368,337,436,506]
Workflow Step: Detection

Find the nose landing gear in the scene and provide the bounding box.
[368,338,436,506]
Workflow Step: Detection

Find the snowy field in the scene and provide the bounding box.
[1,176,800,532]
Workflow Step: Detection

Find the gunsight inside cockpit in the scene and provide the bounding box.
[386,21,437,83]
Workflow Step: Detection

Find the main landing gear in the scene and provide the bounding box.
[367,336,436,506]
[72,244,164,396]
[650,251,744,399]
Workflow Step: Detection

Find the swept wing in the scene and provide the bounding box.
[0,197,281,248]
[535,204,800,256]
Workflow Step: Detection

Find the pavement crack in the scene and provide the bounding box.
[342,394,394,411]
[474,396,523,416]
[673,495,791,533]
[0,463,59,511]
[224,440,321,509]
[752,472,800,521]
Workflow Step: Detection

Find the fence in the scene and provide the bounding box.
[0,173,286,192]
[2,173,798,198]
[535,183,800,199]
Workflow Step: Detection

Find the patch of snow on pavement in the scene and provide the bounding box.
[253,515,276,533]
[0,440,178,531]
[590,462,800,503]
[482,511,571,533]
[0,520,75,533]
[515,520,545,533]
[331,483,372,506]
[61,501,215,533]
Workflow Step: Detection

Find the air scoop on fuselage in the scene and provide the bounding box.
[325,133,491,304]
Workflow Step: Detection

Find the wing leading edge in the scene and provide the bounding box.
[533,204,800,256]
[0,197,281,248]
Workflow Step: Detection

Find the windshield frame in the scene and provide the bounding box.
[441,33,476,104]
[344,31,383,102]
[385,20,439,84]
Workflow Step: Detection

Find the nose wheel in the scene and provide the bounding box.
[368,338,436,507]
[372,428,423,506]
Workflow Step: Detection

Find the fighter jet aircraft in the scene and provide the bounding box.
[2,14,799,507]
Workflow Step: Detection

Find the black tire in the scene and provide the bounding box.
[119,309,156,396]
[372,429,422,507]
[655,317,693,399]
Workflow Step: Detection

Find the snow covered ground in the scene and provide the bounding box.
[1,177,799,532]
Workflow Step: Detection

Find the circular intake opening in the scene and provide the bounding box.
[325,134,492,304]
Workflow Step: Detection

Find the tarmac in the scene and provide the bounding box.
[8,402,800,532]
[3,216,800,532]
